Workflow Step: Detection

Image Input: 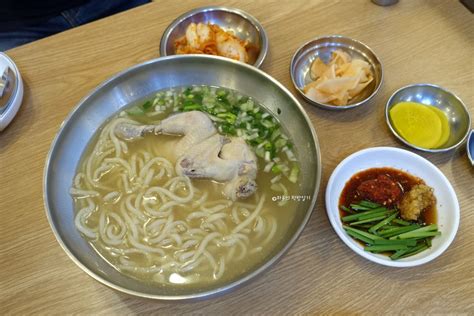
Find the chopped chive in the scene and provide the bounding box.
[372,238,417,246]
[343,226,384,240]
[399,244,429,259]
[426,237,432,247]
[380,225,401,230]
[365,244,408,252]
[341,207,388,222]
[378,225,420,238]
[349,215,390,226]
[339,198,437,260]
[368,212,399,233]
[393,218,412,226]
[351,224,373,229]
[341,205,356,214]
[390,248,412,260]
[358,200,381,208]
[350,204,373,211]
[357,210,395,221]
[345,229,374,244]
[391,231,441,240]
[389,224,439,240]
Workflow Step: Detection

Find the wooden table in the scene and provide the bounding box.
[1,0,473,314]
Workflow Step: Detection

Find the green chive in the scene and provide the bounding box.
[389,224,439,240]
[378,225,420,238]
[369,212,399,233]
[399,244,429,259]
[358,200,381,208]
[392,218,412,226]
[349,215,390,226]
[345,229,374,244]
[341,207,388,222]
[372,238,417,246]
[365,244,408,252]
[341,205,356,214]
[343,226,384,240]
[350,204,373,211]
[390,248,412,260]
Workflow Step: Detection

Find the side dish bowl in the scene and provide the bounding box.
[325,147,460,267]
[385,83,471,152]
[160,6,268,68]
[290,35,383,110]
[44,55,320,300]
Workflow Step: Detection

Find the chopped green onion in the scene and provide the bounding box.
[142,100,152,111]
[288,164,300,183]
[271,164,282,174]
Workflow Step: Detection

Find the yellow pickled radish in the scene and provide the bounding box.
[389,101,442,149]
[429,106,450,148]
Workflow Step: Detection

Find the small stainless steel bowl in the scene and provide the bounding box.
[290,35,383,110]
[385,84,471,153]
[160,6,268,68]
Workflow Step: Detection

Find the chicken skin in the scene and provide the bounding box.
[115,111,257,200]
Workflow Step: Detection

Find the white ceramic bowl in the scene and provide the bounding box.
[325,147,460,267]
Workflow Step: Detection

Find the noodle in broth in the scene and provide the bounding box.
[71,86,300,287]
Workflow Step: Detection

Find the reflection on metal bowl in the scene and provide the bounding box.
[43,55,320,300]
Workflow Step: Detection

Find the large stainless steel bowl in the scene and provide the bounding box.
[44,55,321,300]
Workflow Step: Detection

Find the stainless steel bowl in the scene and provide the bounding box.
[385,83,471,152]
[290,35,383,110]
[160,6,268,68]
[467,129,474,166]
[44,55,321,300]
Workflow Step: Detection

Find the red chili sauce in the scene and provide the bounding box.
[339,167,437,224]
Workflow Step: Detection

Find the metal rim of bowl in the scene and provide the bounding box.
[468,129,474,165]
[290,35,384,110]
[159,6,269,68]
[385,83,472,153]
[43,54,321,300]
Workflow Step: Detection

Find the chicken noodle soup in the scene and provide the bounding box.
[71,86,301,287]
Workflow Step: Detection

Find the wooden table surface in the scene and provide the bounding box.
[1,0,473,314]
